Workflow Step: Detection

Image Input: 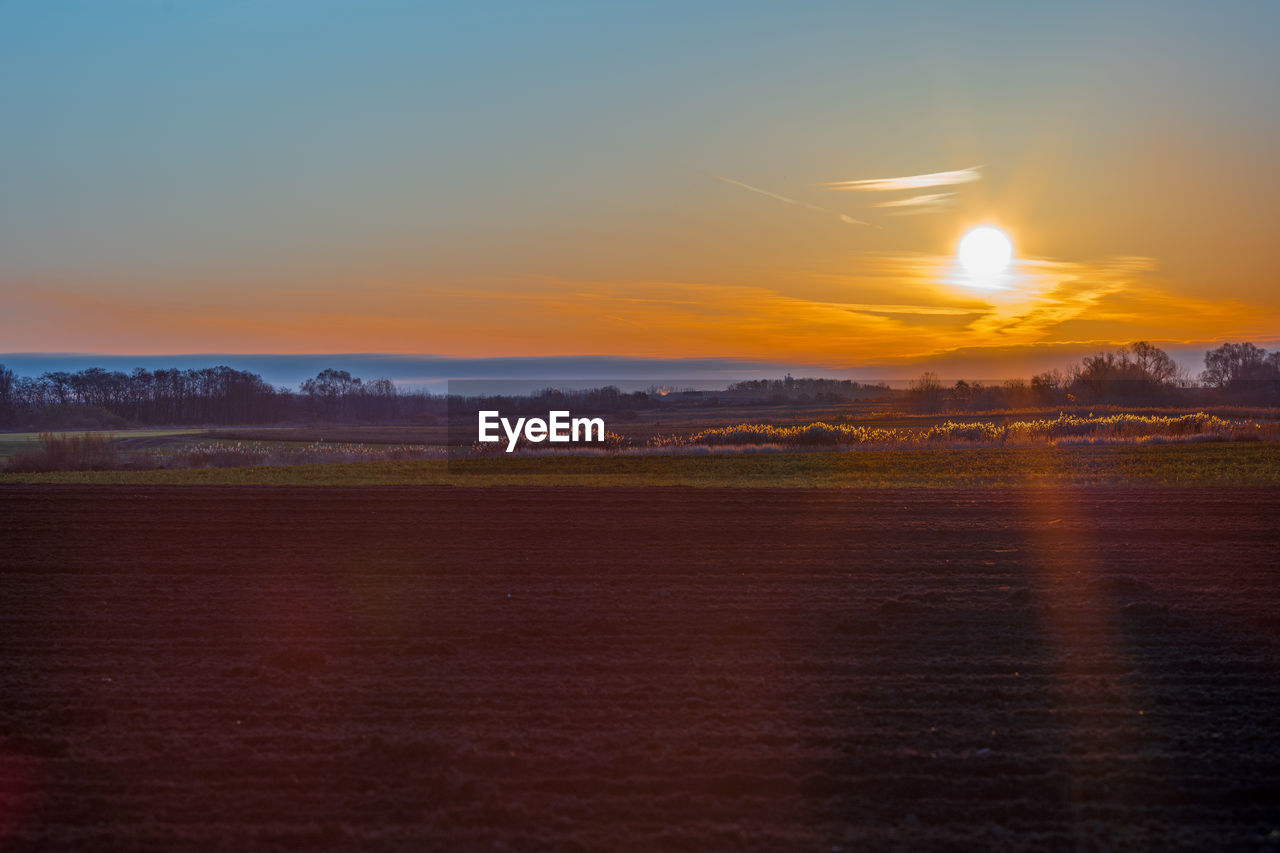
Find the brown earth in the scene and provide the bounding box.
[1,485,1278,850]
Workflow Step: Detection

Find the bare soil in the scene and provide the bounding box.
[1,485,1278,850]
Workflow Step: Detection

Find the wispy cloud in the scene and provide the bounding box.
[806,251,1250,360]
[709,174,801,206]
[821,166,982,192]
[710,174,872,226]
[870,192,957,215]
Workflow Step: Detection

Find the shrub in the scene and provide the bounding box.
[7,432,119,472]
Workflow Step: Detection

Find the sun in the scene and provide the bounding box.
[958,226,1013,278]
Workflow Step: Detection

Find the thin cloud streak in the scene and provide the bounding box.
[710,173,872,226]
[870,192,957,216]
[872,192,956,209]
[821,166,982,192]
[709,173,800,205]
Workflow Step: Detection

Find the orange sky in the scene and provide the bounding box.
[2,4,1278,374]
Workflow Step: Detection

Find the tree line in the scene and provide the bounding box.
[724,377,890,402]
[0,366,441,429]
[908,341,1280,411]
[0,341,1276,428]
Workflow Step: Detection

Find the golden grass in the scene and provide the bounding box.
[683,412,1277,447]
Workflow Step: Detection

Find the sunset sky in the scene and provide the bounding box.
[2,1,1278,377]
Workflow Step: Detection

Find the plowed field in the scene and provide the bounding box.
[2,486,1278,849]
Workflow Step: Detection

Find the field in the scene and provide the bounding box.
[208,402,1280,447]
[2,401,1276,483]
[1,484,1278,849]
[4,441,1280,487]
[0,429,203,459]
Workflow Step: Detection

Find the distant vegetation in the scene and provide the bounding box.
[0,341,1277,431]
[0,365,439,429]
[906,341,1279,412]
[720,377,891,402]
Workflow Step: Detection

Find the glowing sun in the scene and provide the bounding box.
[958,226,1013,278]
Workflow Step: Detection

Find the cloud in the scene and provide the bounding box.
[803,251,1270,363]
[709,174,800,206]
[870,192,957,215]
[820,166,982,192]
[710,174,871,226]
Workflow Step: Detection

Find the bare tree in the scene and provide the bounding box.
[908,371,945,413]
[1201,342,1275,387]
[1128,341,1181,385]
[0,364,14,426]
[1068,342,1179,401]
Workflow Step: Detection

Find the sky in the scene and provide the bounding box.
[2,0,1278,379]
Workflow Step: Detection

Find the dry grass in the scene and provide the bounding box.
[6,432,119,472]
[677,412,1278,449]
[146,440,445,468]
